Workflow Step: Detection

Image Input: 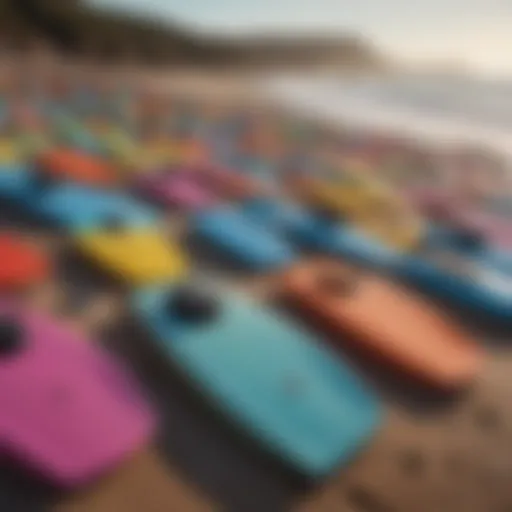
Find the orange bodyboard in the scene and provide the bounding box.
[279,260,483,390]
[37,149,118,187]
[0,234,50,290]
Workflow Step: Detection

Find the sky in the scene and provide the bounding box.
[87,0,512,75]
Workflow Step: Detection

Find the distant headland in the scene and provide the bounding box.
[0,0,385,70]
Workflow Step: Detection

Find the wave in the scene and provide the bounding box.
[262,74,512,160]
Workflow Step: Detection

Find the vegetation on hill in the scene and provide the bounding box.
[5,0,384,69]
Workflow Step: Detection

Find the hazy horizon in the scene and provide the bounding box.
[86,0,512,76]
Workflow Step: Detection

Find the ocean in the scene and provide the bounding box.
[261,73,512,161]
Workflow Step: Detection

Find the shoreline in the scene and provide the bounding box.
[2,50,511,165]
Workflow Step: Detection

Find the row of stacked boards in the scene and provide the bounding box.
[0,67,511,508]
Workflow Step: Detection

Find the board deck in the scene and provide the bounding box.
[0,233,51,290]
[191,206,297,270]
[76,231,188,285]
[36,149,119,188]
[279,259,483,389]
[132,283,381,478]
[0,299,156,487]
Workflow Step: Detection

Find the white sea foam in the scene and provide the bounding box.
[261,73,512,160]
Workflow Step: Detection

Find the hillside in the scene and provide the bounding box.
[4,0,384,69]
